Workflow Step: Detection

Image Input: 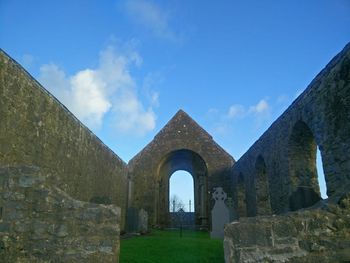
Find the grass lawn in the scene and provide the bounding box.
[120,229,224,263]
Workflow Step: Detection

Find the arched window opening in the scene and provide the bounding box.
[317,146,328,199]
[255,155,271,215]
[169,170,195,212]
[288,121,321,211]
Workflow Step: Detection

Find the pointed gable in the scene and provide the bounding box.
[154,109,213,140]
[128,110,235,227]
[129,110,234,167]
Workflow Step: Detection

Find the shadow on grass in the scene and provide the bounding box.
[120,229,224,263]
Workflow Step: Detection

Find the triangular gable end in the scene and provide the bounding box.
[129,109,234,166]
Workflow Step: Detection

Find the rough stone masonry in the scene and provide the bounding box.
[1,40,350,262]
[0,166,120,262]
[225,43,350,262]
[1,50,125,262]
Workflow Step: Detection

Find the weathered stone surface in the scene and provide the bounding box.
[1,29,349,263]
[225,42,350,263]
[125,207,149,234]
[128,110,234,228]
[224,196,350,263]
[232,42,350,216]
[0,166,120,262]
[0,49,128,229]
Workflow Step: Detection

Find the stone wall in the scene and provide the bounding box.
[232,43,350,216]
[128,110,234,228]
[224,42,350,262]
[224,194,350,262]
[0,50,128,228]
[0,166,120,262]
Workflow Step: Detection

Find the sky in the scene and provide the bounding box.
[1,0,349,205]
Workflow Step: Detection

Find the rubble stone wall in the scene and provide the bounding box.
[224,194,350,262]
[0,166,121,262]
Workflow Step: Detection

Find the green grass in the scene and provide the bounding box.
[120,229,224,263]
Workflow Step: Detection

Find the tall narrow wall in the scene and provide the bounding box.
[0,50,128,228]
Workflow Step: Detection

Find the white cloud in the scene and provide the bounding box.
[225,99,270,120]
[227,104,245,119]
[248,99,269,114]
[113,88,156,134]
[125,0,178,41]
[142,72,162,107]
[150,91,159,106]
[69,69,111,128]
[39,44,157,135]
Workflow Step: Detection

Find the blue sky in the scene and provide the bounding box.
[1,0,349,204]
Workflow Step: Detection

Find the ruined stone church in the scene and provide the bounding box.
[1,43,350,262]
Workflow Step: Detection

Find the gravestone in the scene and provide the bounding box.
[138,209,148,233]
[210,187,230,239]
[126,207,139,233]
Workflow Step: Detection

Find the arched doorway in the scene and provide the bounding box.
[288,120,322,211]
[156,149,208,229]
[169,170,195,212]
[169,170,195,228]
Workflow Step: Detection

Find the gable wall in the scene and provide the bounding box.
[128,111,235,226]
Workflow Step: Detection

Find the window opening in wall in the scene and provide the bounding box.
[169,170,195,212]
[288,120,321,211]
[317,146,328,199]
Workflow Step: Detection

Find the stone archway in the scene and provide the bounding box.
[156,149,208,228]
[288,120,321,211]
[128,110,234,229]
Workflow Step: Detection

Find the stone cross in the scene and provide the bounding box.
[210,187,230,239]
